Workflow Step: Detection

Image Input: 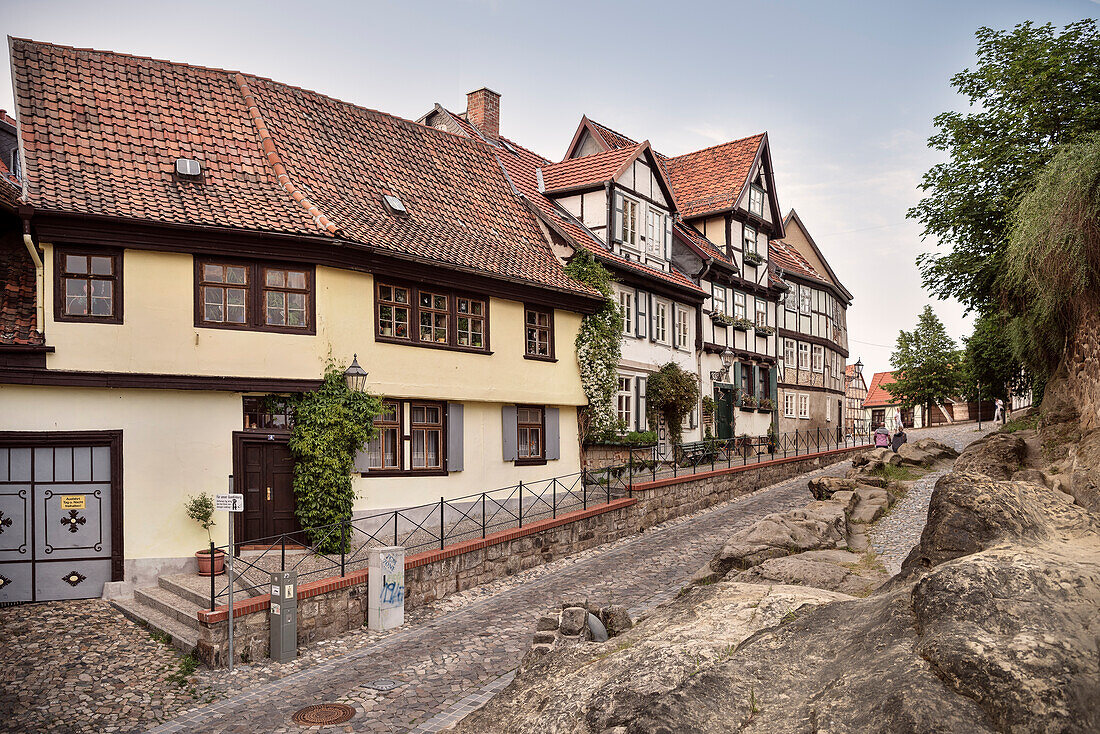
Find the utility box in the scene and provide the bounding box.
[368,546,405,631]
[269,570,297,663]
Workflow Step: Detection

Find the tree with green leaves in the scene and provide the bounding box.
[644,362,700,445]
[910,20,1100,313]
[288,364,380,553]
[564,249,623,443]
[960,311,1024,402]
[885,306,963,422]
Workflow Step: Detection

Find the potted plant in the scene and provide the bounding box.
[758,397,775,412]
[743,251,766,267]
[731,317,754,332]
[755,325,776,336]
[185,492,224,576]
[739,394,758,410]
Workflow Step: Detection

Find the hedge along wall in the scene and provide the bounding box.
[195,444,871,666]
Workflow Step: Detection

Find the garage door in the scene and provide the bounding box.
[0,433,121,603]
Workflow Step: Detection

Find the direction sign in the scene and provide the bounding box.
[215,493,245,512]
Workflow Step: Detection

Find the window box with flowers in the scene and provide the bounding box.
[757,398,775,412]
[743,251,766,267]
[738,393,758,411]
[755,325,776,336]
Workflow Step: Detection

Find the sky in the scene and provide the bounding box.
[1,0,1095,378]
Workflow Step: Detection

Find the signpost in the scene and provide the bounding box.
[216,482,244,670]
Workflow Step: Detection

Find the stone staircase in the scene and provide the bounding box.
[112,573,252,654]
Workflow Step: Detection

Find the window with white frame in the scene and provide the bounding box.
[784,392,796,418]
[646,209,665,258]
[799,285,811,315]
[621,197,638,249]
[798,393,810,418]
[749,185,765,217]
[711,283,726,316]
[755,299,768,327]
[619,290,634,335]
[743,224,757,253]
[675,306,690,349]
[784,286,798,311]
[784,339,796,366]
[616,375,633,429]
[798,342,810,370]
[812,344,824,373]
[654,300,669,343]
[734,292,746,320]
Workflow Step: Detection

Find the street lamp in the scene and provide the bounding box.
[344,354,368,393]
[720,347,735,380]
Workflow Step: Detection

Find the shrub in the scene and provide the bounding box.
[645,362,700,445]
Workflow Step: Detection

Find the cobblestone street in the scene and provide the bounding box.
[1,424,991,734]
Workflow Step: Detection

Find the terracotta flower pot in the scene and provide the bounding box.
[196,548,225,576]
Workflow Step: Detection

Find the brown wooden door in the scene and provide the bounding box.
[236,437,300,543]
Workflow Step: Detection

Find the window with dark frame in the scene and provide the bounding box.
[56,247,122,322]
[242,396,294,430]
[410,402,443,470]
[517,406,544,461]
[365,400,401,470]
[741,364,753,397]
[195,258,314,333]
[375,282,489,353]
[525,306,553,359]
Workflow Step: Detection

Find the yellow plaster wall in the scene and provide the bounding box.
[41,245,586,406]
[0,385,582,561]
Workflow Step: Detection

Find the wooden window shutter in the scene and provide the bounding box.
[649,293,656,343]
[636,376,647,431]
[732,361,741,390]
[545,407,560,461]
[664,216,672,261]
[636,289,647,338]
[613,192,623,244]
[446,402,464,471]
[769,368,778,402]
[752,365,760,398]
[501,405,518,461]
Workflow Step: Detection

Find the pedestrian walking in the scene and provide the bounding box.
[874,425,892,449]
[891,428,907,452]
[994,397,1004,424]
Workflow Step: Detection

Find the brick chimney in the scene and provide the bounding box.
[466,87,500,139]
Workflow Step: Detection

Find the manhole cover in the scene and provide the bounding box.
[367,678,400,691]
[291,703,356,726]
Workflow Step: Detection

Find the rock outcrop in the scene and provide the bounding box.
[455,425,1100,733]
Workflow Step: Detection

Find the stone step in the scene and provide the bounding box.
[135,585,202,632]
[112,598,199,655]
[159,572,258,609]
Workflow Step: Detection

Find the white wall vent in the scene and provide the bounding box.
[175,158,202,178]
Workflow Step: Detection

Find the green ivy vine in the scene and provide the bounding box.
[564,249,623,443]
[645,362,700,445]
[286,363,380,553]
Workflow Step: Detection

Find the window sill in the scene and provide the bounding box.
[515,458,548,466]
[196,322,317,336]
[523,354,558,363]
[359,469,448,477]
[375,335,492,355]
[54,314,124,325]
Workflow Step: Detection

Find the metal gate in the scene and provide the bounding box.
[0,433,120,602]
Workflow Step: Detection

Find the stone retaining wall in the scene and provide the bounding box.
[195,444,869,666]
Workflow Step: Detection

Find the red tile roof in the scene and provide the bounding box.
[0,243,42,345]
[540,144,642,193]
[863,371,900,408]
[769,238,825,282]
[11,39,591,298]
[587,119,638,150]
[664,133,765,219]
[0,110,16,129]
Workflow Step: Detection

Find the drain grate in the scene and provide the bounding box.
[367,678,400,691]
[291,703,356,726]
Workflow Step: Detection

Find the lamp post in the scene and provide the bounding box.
[344,354,368,393]
[720,347,735,381]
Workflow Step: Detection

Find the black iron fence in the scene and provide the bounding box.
[206,427,871,610]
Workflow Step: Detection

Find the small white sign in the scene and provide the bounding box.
[271,584,280,597]
[215,493,244,512]
[271,602,281,616]
[284,585,294,599]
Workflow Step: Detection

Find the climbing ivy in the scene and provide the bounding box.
[564,249,623,443]
[286,363,380,553]
[645,362,700,445]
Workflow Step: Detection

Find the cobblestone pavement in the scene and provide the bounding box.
[868,422,997,574]
[4,428,988,734]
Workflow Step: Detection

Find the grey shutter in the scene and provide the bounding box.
[636,289,647,338]
[732,361,741,390]
[446,402,464,471]
[613,192,623,244]
[753,365,760,399]
[545,407,560,461]
[501,405,518,461]
[664,215,672,261]
[649,293,656,343]
[637,376,647,431]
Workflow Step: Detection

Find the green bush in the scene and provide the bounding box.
[645,363,700,445]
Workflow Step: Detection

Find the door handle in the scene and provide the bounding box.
[267,487,272,501]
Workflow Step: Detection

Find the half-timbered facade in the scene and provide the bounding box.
[771,211,853,436]
[0,42,602,601]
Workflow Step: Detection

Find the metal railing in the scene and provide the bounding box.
[205,426,871,610]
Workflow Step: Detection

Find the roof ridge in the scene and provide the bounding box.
[233,73,338,236]
[666,131,766,164]
[588,118,638,145]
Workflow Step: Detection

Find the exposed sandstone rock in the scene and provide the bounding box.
[1061,427,1100,512]
[913,437,960,460]
[691,502,848,583]
[807,475,857,500]
[730,552,885,596]
[896,442,934,467]
[952,432,1026,479]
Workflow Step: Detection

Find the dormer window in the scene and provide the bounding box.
[749,185,765,217]
[620,196,639,250]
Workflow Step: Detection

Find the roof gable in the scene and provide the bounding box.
[780,209,852,301]
[665,133,775,221]
[540,141,677,210]
[562,116,638,159]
